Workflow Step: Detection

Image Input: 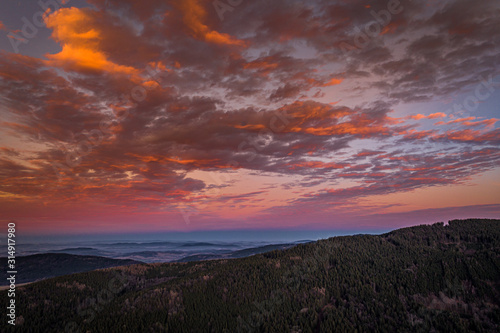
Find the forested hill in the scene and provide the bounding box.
[2,219,499,332]
[0,253,142,285]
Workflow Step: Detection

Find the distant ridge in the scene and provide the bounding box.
[0,253,142,285]
[176,242,305,262]
[52,247,95,251]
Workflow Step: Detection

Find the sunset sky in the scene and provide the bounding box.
[0,0,499,235]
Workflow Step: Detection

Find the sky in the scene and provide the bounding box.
[0,0,499,236]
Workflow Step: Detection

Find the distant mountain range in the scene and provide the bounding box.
[0,241,309,285]
[175,242,301,262]
[17,239,313,263]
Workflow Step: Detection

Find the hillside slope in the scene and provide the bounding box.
[0,253,142,285]
[2,219,499,332]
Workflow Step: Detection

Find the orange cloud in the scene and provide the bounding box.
[292,122,391,137]
[462,119,498,127]
[401,129,437,140]
[409,112,447,120]
[287,161,348,170]
[280,102,397,138]
[380,21,401,35]
[126,153,231,169]
[436,129,500,143]
[322,78,343,87]
[355,150,384,157]
[284,101,351,121]
[175,0,246,46]
[243,58,279,75]
[231,101,399,138]
[234,124,268,130]
[44,8,138,75]
[435,117,498,127]
[0,21,6,30]
[449,116,475,123]
[47,45,138,75]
